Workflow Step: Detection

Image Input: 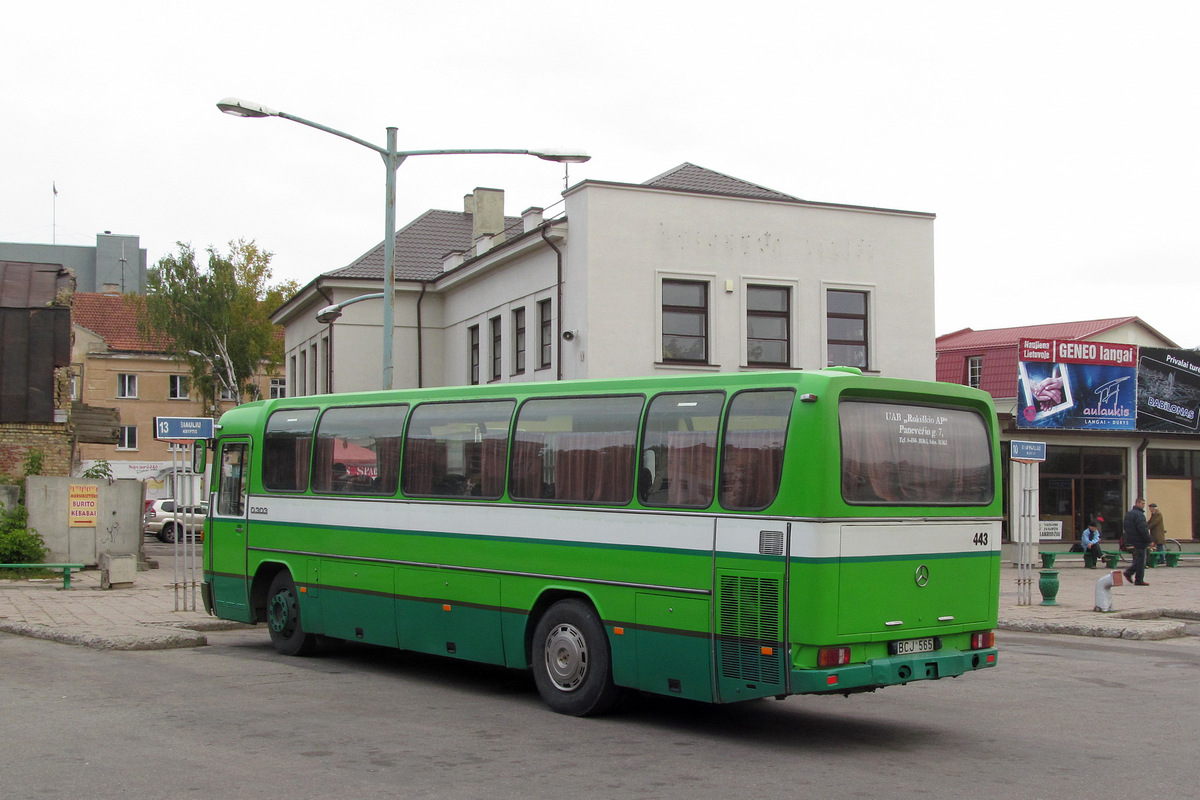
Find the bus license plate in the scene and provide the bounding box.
[890,637,936,656]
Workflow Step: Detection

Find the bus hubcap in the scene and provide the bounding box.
[269,592,293,634]
[544,623,588,692]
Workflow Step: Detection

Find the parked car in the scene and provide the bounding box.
[143,499,208,543]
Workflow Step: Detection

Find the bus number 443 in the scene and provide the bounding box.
[972,532,989,546]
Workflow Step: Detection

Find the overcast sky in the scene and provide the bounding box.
[5,2,1198,345]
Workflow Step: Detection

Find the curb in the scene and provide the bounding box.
[0,620,208,650]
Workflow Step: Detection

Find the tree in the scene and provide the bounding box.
[139,239,298,413]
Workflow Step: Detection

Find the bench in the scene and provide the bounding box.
[1038,551,1121,569]
[0,563,87,589]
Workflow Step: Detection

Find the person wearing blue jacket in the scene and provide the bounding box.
[1081,520,1104,567]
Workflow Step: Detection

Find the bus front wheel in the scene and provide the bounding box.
[266,572,317,656]
[532,599,623,716]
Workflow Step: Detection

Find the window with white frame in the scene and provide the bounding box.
[661,278,709,363]
[117,425,138,450]
[826,289,869,369]
[746,284,791,367]
[967,356,984,389]
[169,375,189,400]
[219,384,238,401]
[116,373,138,399]
[270,377,286,399]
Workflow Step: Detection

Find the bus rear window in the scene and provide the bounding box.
[840,401,993,505]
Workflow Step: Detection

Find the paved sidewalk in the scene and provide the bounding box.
[0,561,245,650]
[1,558,1198,651]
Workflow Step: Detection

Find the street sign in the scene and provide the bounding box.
[154,416,214,441]
[1010,440,1046,463]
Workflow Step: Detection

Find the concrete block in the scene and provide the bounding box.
[99,552,136,589]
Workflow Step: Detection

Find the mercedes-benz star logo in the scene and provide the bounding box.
[914,564,930,587]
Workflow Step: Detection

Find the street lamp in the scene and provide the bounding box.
[187,349,221,415]
[217,96,590,390]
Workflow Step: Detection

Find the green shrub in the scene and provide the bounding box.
[0,504,47,564]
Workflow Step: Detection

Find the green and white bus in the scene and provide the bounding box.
[202,368,1000,716]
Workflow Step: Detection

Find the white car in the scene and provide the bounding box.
[143,499,208,543]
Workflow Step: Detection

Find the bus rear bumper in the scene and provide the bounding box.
[790,647,998,695]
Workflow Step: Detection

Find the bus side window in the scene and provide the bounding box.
[719,389,794,510]
[639,392,724,508]
[217,442,248,516]
[263,409,318,492]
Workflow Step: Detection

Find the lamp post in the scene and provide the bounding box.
[187,349,221,416]
[217,97,590,390]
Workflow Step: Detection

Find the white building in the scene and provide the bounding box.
[271,164,936,393]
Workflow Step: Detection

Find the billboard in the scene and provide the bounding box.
[1016,338,1138,430]
[1136,347,1200,433]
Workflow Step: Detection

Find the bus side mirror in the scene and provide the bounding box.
[192,439,208,474]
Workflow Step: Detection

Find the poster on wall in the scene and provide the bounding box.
[1016,338,1138,430]
[1136,347,1200,433]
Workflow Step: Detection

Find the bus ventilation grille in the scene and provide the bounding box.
[719,575,782,683]
[759,530,784,556]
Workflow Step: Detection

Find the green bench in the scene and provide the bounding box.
[0,563,87,589]
[1038,551,1121,569]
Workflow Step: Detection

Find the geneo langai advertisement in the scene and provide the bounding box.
[1137,347,1200,433]
[1017,338,1138,430]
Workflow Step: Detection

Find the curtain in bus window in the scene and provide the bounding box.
[262,436,312,491]
[511,434,545,499]
[554,432,635,503]
[720,430,785,509]
[840,402,992,504]
[403,438,448,496]
[480,437,507,497]
[376,436,401,495]
[666,430,717,506]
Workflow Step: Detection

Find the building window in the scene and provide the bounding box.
[747,285,790,367]
[468,325,480,385]
[117,425,138,450]
[967,356,984,389]
[297,350,307,396]
[169,375,189,400]
[219,385,238,401]
[662,279,708,363]
[538,299,553,369]
[490,316,502,382]
[270,378,286,399]
[826,289,869,368]
[513,307,526,375]
[116,373,138,399]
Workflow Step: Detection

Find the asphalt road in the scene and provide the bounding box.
[2,625,1197,800]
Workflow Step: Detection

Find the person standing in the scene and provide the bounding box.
[1147,502,1167,566]
[1081,519,1104,567]
[1122,498,1152,585]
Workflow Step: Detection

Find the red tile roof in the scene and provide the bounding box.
[936,317,1141,351]
[935,317,1171,400]
[73,293,171,352]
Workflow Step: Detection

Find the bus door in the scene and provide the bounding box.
[208,438,253,622]
[713,518,789,703]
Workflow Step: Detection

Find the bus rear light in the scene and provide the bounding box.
[817,647,851,667]
[970,631,994,650]
[761,646,774,656]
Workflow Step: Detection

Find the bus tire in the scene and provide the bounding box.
[266,571,317,657]
[532,599,623,716]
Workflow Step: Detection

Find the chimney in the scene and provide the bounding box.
[470,187,505,244]
[522,206,544,233]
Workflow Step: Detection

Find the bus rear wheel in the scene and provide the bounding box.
[532,599,623,716]
[266,572,317,656]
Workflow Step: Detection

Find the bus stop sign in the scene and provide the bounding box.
[154,416,214,441]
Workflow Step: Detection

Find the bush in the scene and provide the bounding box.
[0,504,47,564]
